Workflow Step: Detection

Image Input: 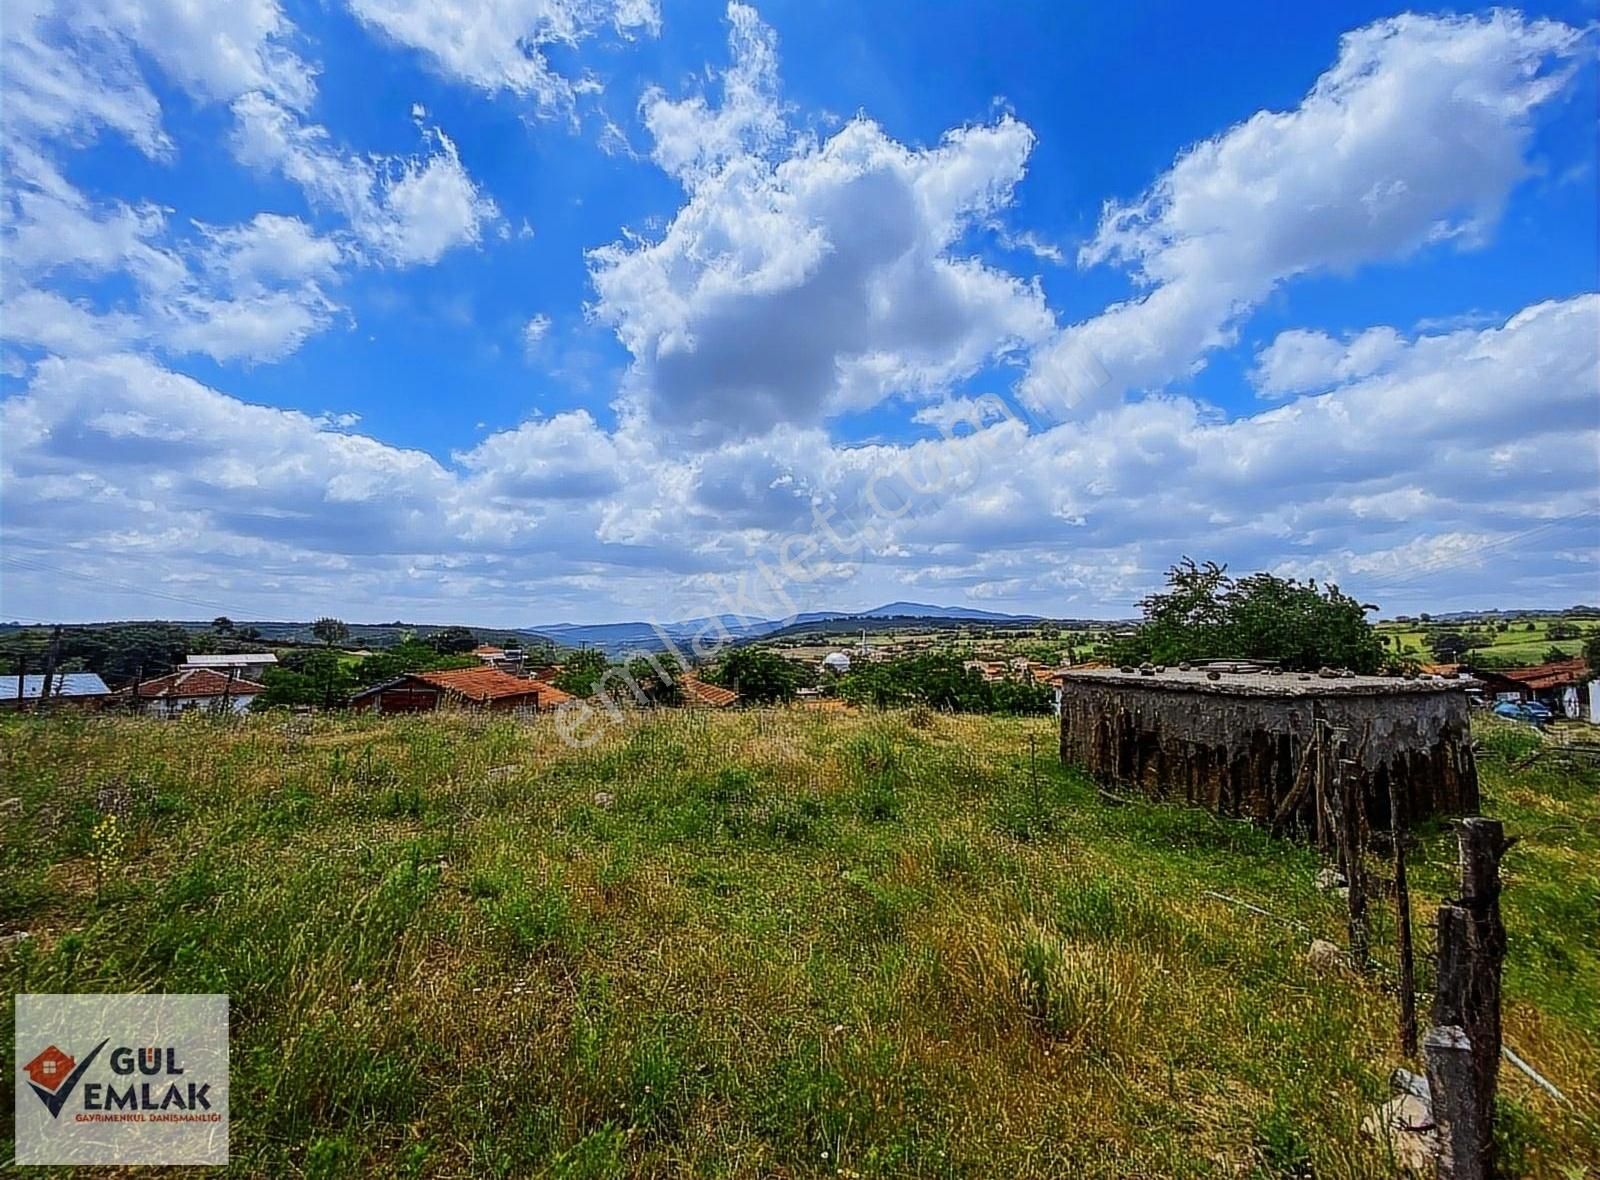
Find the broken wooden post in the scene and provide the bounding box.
[1388,773,1418,1057]
[1321,730,1369,971]
[1341,753,1369,971]
[1312,712,1328,854]
[1428,817,1510,1178]
[1425,1024,1484,1180]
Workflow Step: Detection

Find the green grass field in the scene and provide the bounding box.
[1378,618,1591,665]
[2,710,1596,1177]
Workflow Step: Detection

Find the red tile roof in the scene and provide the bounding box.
[127,669,266,699]
[408,668,573,708]
[533,681,573,707]
[415,667,545,701]
[1502,658,1590,693]
[679,675,738,707]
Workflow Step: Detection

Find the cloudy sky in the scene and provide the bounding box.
[2,1,1596,627]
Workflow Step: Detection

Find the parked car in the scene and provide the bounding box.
[1492,700,1550,725]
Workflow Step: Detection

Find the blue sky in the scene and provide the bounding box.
[2,0,1597,626]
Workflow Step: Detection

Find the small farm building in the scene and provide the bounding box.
[1058,664,1478,830]
[0,673,112,711]
[350,668,571,714]
[472,644,528,674]
[1499,657,1596,721]
[126,669,264,716]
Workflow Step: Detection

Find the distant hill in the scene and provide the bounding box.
[528,603,1052,655]
[856,601,1040,621]
[0,619,556,651]
[532,615,780,654]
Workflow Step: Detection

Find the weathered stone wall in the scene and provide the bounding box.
[1058,678,1478,828]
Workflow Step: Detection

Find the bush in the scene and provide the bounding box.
[838,652,1052,714]
[1475,719,1542,764]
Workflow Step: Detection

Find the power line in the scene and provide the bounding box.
[1353,508,1600,597]
[1,553,240,615]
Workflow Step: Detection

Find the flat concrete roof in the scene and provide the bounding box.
[1056,666,1472,698]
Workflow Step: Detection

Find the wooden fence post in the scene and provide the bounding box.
[1428,817,1510,1178]
[1340,750,1369,971]
[1388,773,1417,1057]
[1425,1024,1485,1180]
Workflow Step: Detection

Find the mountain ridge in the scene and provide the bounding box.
[523,603,1050,654]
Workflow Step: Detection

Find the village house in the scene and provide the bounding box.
[0,672,112,711]
[678,676,738,708]
[350,667,571,714]
[966,657,1057,684]
[471,644,527,675]
[1500,657,1597,721]
[124,669,265,716]
[183,652,279,681]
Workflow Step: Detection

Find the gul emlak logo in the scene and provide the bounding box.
[21,1039,215,1119]
[15,993,230,1166]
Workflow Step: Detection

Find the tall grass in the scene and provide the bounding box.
[1,707,1594,1176]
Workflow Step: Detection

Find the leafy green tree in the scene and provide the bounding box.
[1547,621,1581,641]
[0,623,199,684]
[624,653,684,706]
[1585,634,1600,675]
[553,648,610,697]
[711,647,811,703]
[311,617,350,647]
[253,650,355,709]
[212,616,235,635]
[837,651,1050,715]
[1432,632,1470,664]
[1111,558,1385,673]
[350,641,476,687]
[427,626,479,654]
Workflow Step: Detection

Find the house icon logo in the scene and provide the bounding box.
[24,1045,75,1091]
[22,1040,108,1118]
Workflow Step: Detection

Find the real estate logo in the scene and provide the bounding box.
[14,994,229,1165]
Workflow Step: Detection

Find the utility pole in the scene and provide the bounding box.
[35,625,61,713]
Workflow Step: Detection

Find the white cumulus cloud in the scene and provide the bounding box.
[1023,11,1588,415]
[591,4,1053,446]
[346,0,659,107]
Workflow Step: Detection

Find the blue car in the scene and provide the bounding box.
[1493,700,1551,725]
